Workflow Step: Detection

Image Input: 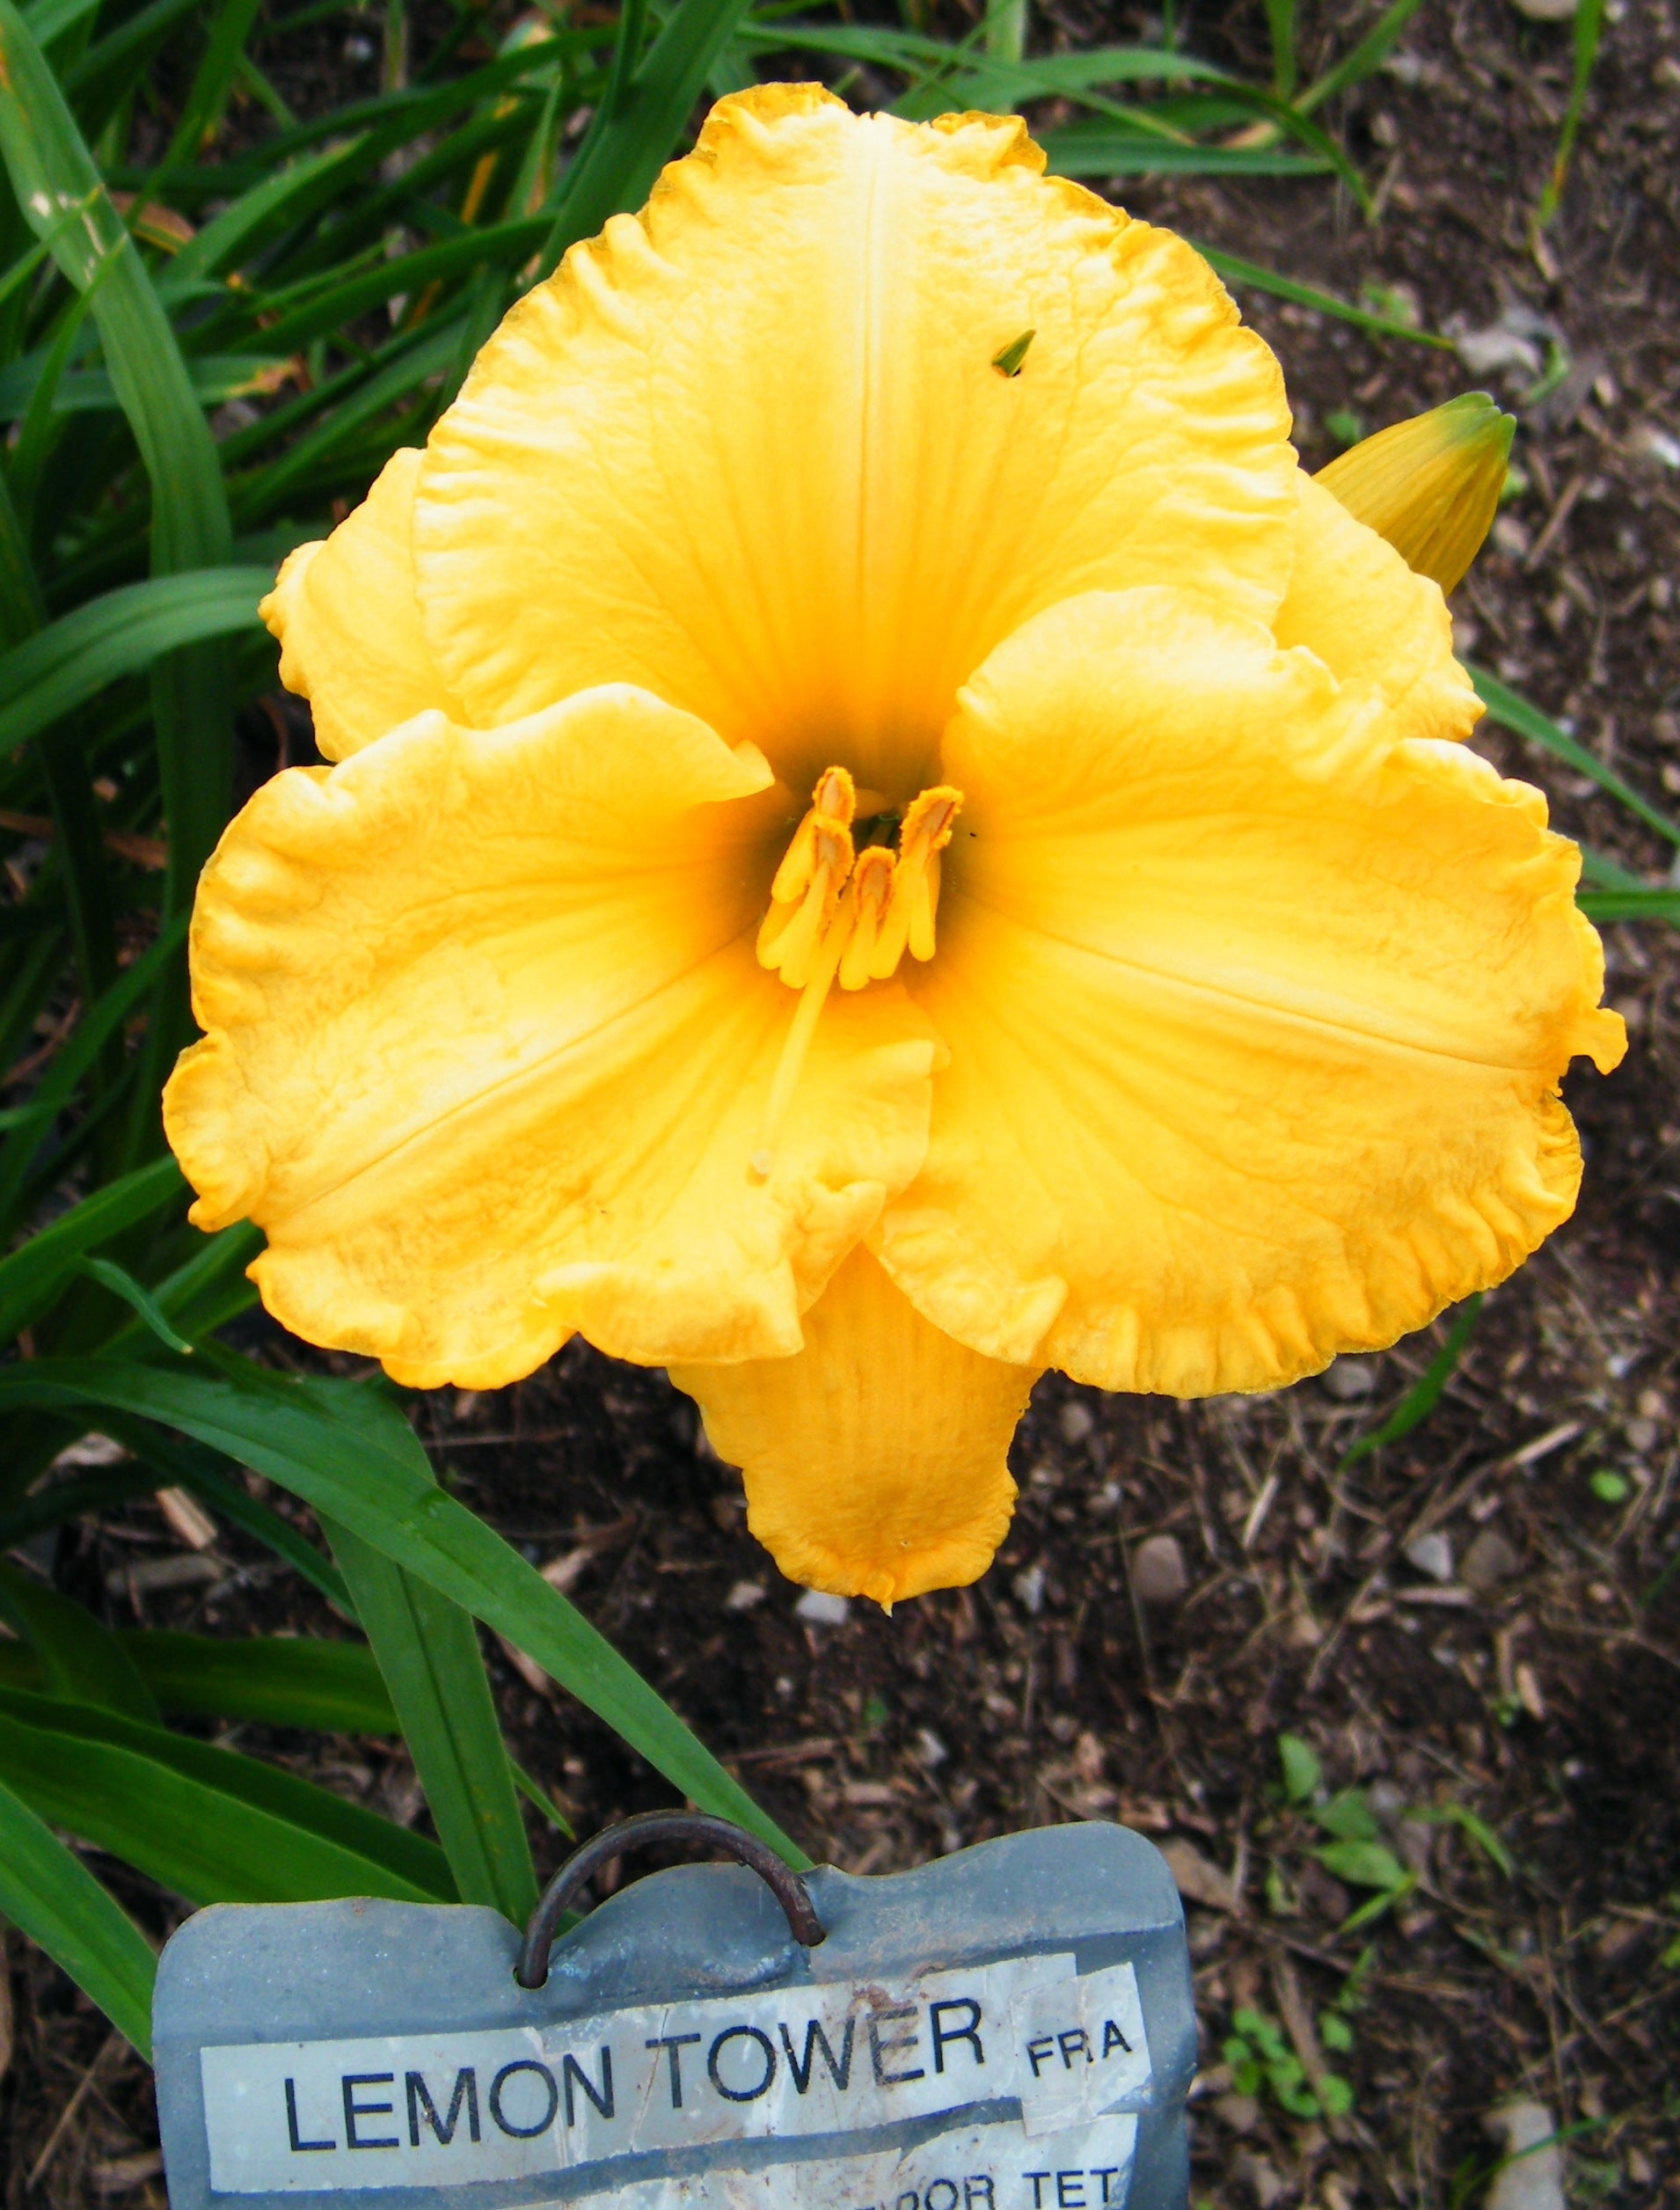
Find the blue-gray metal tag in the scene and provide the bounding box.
[155,1824,1194,2210]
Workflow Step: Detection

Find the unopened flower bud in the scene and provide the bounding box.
[1315,392,1515,596]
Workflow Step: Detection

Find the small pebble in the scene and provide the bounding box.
[1214,2092,1261,2135]
[1012,1563,1047,1615]
[1508,0,1577,19]
[1058,1401,1094,1445]
[1132,1532,1189,1605]
[794,1588,851,1627]
[1321,1357,1377,1401]
[1462,1528,1522,1593]
[724,1580,766,1613]
[1625,1414,1660,1454]
[915,1727,949,1769]
[1231,2150,1288,2208]
[1404,1531,1455,1584]
[1485,2102,1565,2210]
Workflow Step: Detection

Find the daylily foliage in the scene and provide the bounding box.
[165,87,1622,1607]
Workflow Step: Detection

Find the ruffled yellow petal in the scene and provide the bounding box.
[415,84,1297,798]
[1273,475,1476,743]
[874,588,1624,1397]
[260,449,465,761]
[672,1245,1036,1605]
[164,693,938,1390]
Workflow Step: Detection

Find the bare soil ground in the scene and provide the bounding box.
[4,0,1678,2203]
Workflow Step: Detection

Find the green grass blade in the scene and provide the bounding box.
[1537,0,1603,225]
[1042,126,1330,176]
[1340,1295,1483,1468]
[0,1558,160,1720]
[157,0,262,175]
[326,1516,538,1923]
[97,1220,262,1358]
[1264,0,1295,97]
[539,0,753,277]
[1470,665,1680,845]
[1196,243,1451,348]
[0,462,45,648]
[1577,889,1680,926]
[1296,0,1421,114]
[0,1687,456,1903]
[0,568,271,754]
[0,1157,182,1345]
[120,1630,398,1731]
[77,1256,198,1353]
[0,1774,155,2055]
[0,1354,807,1864]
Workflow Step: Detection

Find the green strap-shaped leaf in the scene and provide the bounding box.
[0,1774,155,2056]
[123,1630,398,1731]
[539,0,754,277]
[0,0,233,935]
[0,1156,183,1345]
[0,567,271,770]
[0,1558,160,1721]
[326,1518,537,1924]
[0,1687,456,1904]
[1471,665,1680,846]
[0,1354,808,1866]
[0,1632,398,1731]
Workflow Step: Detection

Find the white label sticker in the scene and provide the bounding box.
[1009,1966,1150,2138]
[200,1955,1153,2193]
[559,2112,1139,2207]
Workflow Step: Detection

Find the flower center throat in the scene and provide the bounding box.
[749,765,961,1178]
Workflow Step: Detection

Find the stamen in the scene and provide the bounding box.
[838,845,896,992]
[759,766,857,985]
[869,784,961,978]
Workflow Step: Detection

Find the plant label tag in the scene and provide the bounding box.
[156,1824,1194,2210]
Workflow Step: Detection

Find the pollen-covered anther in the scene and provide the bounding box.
[869,784,961,978]
[757,765,857,986]
[838,845,897,991]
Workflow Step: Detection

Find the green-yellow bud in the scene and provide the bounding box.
[1315,392,1516,596]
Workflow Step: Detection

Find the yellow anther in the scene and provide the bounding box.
[769,765,856,904]
[759,765,857,984]
[869,784,961,979]
[838,845,896,992]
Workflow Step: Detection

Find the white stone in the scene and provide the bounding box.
[1403,1532,1455,1584]
[1485,2102,1566,2210]
[1012,1563,1047,1615]
[1058,1401,1095,1445]
[793,1588,851,1627]
[1321,1357,1377,1401]
[723,1580,766,1613]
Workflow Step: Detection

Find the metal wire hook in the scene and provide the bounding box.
[515,1810,826,1989]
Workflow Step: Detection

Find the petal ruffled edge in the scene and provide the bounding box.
[261,448,465,761]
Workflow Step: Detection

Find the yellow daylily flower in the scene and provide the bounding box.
[164,85,1624,1608]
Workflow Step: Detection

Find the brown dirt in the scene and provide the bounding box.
[4,1,1678,2204]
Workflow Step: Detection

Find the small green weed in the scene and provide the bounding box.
[1223,2005,1353,2121]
